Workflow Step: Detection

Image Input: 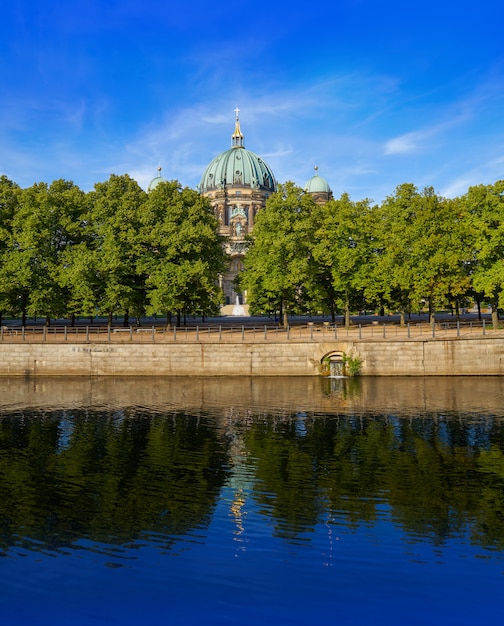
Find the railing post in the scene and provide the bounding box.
[64,326,67,341]
[264,325,267,341]
[383,324,386,339]
[86,326,89,342]
[174,326,177,341]
[43,326,47,342]
[22,326,25,341]
[108,326,111,342]
[431,322,435,338]
[287,325,290,340]
[407,323,410,338]
[152,326,155,342]
[310,325,313,340]
[129,326,133,341]
[457,320,460,337]
[334,324,337,339]
[0,326,3,342]
[242,325,245,341]
[196,325,199,341]
[219,325,222,341]
[359,324,362,339]
[483,319,486,336]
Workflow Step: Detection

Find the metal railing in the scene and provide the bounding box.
[0,320,501,343]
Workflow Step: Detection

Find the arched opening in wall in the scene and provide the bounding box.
[322,351,345,377]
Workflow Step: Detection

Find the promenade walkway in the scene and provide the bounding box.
[1,318,500,343]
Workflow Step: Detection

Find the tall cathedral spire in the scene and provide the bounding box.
[231,107,244,148]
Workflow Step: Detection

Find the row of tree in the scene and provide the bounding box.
[1,173,503,326]
[238,180,504,326]
[0,174,227,325]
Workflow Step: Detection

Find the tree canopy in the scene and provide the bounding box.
[240,180,504,324]
[0,175,229,325]
[1,172,504,325]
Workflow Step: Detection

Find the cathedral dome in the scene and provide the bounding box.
[305,167,331,194]
[199,110,276,194]
[147,166,165,192]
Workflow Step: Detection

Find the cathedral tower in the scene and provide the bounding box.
[199,109,277,305]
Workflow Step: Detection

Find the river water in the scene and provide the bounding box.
[1,376,503,625]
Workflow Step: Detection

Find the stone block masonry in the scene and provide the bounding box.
[1,335,504,376]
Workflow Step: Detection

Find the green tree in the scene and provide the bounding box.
[89,174,147,325]
[466,180,504,327]
[408,189,471,321]
[139,181,227,325]
[0,176,21,323]
[311,193,374,326]
[238,182,316,326]
[373,184,472,323]
[0,179,87,325]
[370,183,422,324]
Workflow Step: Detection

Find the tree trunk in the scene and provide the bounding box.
[71,313,76,327]
[45,315,51,327]
[21,294,27,327]
[492,305,499,329]
[123,310,129,327]
[108,311,113,327]
[400,311,405,327]
[429,300,435,324]
[344,296,350,328]
[283,310,289,328]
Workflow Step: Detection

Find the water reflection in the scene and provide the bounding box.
[1,377,504,558]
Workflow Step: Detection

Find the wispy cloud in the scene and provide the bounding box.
[384,133,420,155]
[384,108,473,156]
[441,155,504,198]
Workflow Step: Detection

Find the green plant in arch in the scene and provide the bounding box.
[342,352,362,377]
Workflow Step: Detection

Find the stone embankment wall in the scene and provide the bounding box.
[1,336,504,376]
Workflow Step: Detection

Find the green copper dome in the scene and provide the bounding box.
[147,166,166,192]
[199,110,277,194]
[305,167,331,194]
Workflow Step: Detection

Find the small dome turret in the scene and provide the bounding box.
[148,166,166,192]
[304,166,332,203]
[305,166,331,194]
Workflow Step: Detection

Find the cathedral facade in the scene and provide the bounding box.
[148,109,332,310]
[198,109,277,305]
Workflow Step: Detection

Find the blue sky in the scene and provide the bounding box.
[1,0,503,203]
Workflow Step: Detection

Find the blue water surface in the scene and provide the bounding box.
[1,376,504,625]
[2,491,503,625]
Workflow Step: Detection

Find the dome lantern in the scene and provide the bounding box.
[231,107,244,148]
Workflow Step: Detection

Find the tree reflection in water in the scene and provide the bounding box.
[1,395,504,555]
